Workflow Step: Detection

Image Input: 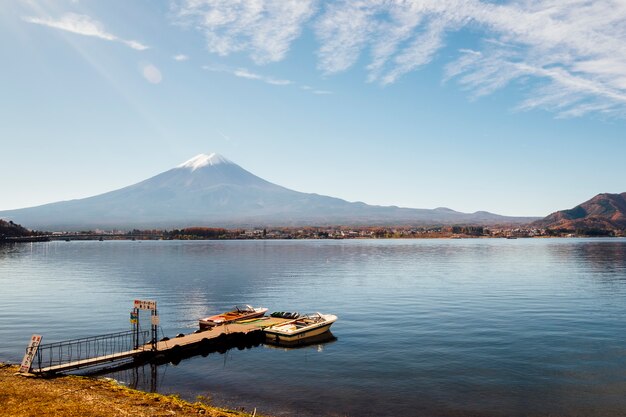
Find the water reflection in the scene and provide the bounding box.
[542,239,626,269]
[91,362,161,393]
[80,332,337,397]
[2,239,626,417]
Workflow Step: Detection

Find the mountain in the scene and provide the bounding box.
[0,153,537,230]
[532,192,626,230]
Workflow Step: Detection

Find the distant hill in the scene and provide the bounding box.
[0,219,31,238]
[0,153,537,230]
[533,192,626,231]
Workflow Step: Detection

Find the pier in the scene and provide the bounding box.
[20,301,291,376]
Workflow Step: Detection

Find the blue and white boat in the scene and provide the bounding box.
[263,312,337,342]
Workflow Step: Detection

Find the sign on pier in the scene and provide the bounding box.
[132,299,158,351]
[19,334,42,373]
[134,299,157,310]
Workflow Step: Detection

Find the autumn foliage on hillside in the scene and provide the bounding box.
[533,192,626,233]
[0,219,31,238]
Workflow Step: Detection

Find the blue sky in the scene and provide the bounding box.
[1,0,625,216]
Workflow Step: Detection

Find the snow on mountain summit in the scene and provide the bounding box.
[177,153,232,171]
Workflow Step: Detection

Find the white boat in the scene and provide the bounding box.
[263,312,337,342]
[199,305,268,329]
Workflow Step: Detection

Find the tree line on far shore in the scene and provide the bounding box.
[2,221,623,242]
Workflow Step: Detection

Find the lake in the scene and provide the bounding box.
[1,238,626,416]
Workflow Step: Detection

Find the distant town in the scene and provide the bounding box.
[2,222,624,243]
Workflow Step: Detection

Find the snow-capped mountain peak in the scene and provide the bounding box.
[177,153,231,171]
[0,152,537,230]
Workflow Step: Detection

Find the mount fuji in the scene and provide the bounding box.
[0,153,536,230]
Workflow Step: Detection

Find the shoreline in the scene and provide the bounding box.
[0,364,259,417]
[4,233,625,243]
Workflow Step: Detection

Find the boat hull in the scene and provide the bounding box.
[264,322,334,342]
[264,331,337,348]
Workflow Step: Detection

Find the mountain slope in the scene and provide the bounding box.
[0,153,537,230]
[532,192,626,230]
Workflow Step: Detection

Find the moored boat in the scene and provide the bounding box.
[199,305,268,329]
[263,312,337,342]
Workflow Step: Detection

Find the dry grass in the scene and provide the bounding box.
[0,364,255,417]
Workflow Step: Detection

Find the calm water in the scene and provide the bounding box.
[2,239,626,416]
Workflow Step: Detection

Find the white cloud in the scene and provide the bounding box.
[232,68,263,80]
[205,65,292,86]
[173,54,189,61]
[23,13,149,50]
[175,0,626,118]
[174,0,316,64]
[265,77,292,86]
[314,1,375,74]
[441,1,626,117]
[379,18,447,85]
[142,64,162,84]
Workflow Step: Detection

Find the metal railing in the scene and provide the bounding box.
[32,330,149,372]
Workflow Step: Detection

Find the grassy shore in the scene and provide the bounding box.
[0,364,256,417]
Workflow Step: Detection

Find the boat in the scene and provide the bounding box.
[263,312,337,343]
[199,305,268,329]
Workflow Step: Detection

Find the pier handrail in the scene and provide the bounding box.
[33,330,149,373]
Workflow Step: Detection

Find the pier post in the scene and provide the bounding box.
[131,308,139,350]
[151,307,159,351]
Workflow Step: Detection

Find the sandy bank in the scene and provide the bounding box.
[0,364,257,417]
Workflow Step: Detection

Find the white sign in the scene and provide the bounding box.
[134,299,157,310]
[151,315,160,326]
[19,334,42,373]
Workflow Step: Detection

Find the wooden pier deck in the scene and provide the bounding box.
[34,317,291,374]
[154,316,289,351]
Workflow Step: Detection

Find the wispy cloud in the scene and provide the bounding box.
[23,13,149,50]
[174,0,626,118]
[174,0,316,64]
[173,54,189,61]
[202,64,333,95]
[265,78,292,86]
[231,68,263,80]
[204,65,292,86]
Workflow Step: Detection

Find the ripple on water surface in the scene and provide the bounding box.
[1,239,626,416]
